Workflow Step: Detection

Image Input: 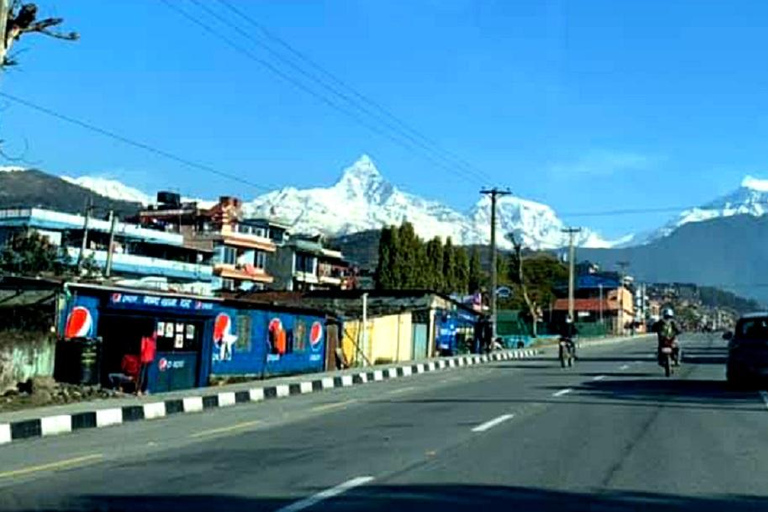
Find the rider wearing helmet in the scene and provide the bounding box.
[653,308,682,366]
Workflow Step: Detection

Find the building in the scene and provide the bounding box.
[137,194,281,293]
[232,289,483,365]
[271,235,351,291]
[0,207,213,294]
[553,273,635,335]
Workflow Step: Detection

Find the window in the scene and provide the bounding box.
[236,315,251,351]
[222,278,236,291]
[295,253,315,273]
[221,246,237,265]
[255,251,267,270]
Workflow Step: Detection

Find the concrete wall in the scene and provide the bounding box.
[341,313,414,366]
[0,330,56,392]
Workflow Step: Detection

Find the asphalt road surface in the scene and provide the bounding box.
[2,333,768,511]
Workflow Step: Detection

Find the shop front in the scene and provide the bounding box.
[59,284,219,393]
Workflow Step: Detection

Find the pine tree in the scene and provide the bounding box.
[443,237,458,294]
[468,246,483,294]
[425,237,445,291]
[455,246,470,295]
[374,226,394,289]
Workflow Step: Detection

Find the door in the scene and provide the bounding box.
[325,321,340,370]
[412,323,428,360]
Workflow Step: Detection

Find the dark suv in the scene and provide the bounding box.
[725,313,768,386]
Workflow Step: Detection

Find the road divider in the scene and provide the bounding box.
[0,347,539,446]
[552,388,573,397]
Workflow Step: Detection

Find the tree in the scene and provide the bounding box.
[375,226,395,289]
[0,230,70,275]
[424,237,445,291]
[455,246,470,295]
[468,246,483,294]
[442,237,458,294]
[508,233,539,337]
[1,2,79,68]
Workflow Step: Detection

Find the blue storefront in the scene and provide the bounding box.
[435,308,480,356]
[57,283,330,392]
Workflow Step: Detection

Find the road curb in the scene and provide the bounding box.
[0,348,538,446]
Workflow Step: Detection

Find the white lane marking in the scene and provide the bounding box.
[759,391,768,409]
[276,476,375,512]
[552,388,573,397]
[592,375,606,381]
[471,413,515,433]
[619,364,630,370]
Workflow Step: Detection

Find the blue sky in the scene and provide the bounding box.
[2,0,768,238]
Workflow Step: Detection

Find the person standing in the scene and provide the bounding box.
[137,329,157,396]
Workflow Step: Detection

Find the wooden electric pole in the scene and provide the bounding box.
[480,187,511,340]
[562,227,582,323]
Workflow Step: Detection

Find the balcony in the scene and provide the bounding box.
[65,247,213,282]
[214,263,274,283]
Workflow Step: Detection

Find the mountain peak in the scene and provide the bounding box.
[333,155,395,204]
[337,154,382,183]
[741,175,768,192]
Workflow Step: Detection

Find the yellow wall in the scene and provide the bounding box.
[341,313,413,366]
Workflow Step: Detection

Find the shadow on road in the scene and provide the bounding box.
[22,486,768,511]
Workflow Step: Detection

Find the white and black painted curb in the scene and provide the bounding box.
[0,348,538,445]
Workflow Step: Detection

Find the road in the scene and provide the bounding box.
[2,333,768,511]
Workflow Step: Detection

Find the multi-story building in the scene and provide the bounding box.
[0,207,213,294]
[137,193,280,292]
[271,235,350,291]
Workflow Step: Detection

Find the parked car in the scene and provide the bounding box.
[724,313,768,387]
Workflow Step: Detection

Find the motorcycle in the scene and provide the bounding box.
[658,339,680,377]
[559,337,576,368]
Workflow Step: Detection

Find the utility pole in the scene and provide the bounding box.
[480,187,512,340]
[76,198,93,273]
[617,261,630,335]
[361,292,368,367]
[598,283,604,325]
[561,227,582,323]
[105,210,117,278]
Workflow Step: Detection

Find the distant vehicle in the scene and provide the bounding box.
[724,312,768,387]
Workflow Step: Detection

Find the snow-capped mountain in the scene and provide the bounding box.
[53,155,615,249]
[244,155,612,249]
[61,176,151,205]
[627,175,768,246]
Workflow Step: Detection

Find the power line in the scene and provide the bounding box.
[0,91,276,193]
[213,0,494,184]
[160,0,490,187]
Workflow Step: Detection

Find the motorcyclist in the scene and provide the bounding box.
[653,308,682,366]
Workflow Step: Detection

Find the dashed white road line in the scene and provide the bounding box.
[552,388,573,397]
[759,391,768,410]
[619,364,630,370]
[275,476,375,512]
[592,375,606,381]
[472,414,515,433]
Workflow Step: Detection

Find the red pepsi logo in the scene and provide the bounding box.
[158,358,168,372]
[64,306,92,339]
[309,321,323,350]
[213,313,237,344]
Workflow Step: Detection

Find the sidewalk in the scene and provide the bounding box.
[0,346,540,445]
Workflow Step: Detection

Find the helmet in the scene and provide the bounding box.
[663,308,674,319]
